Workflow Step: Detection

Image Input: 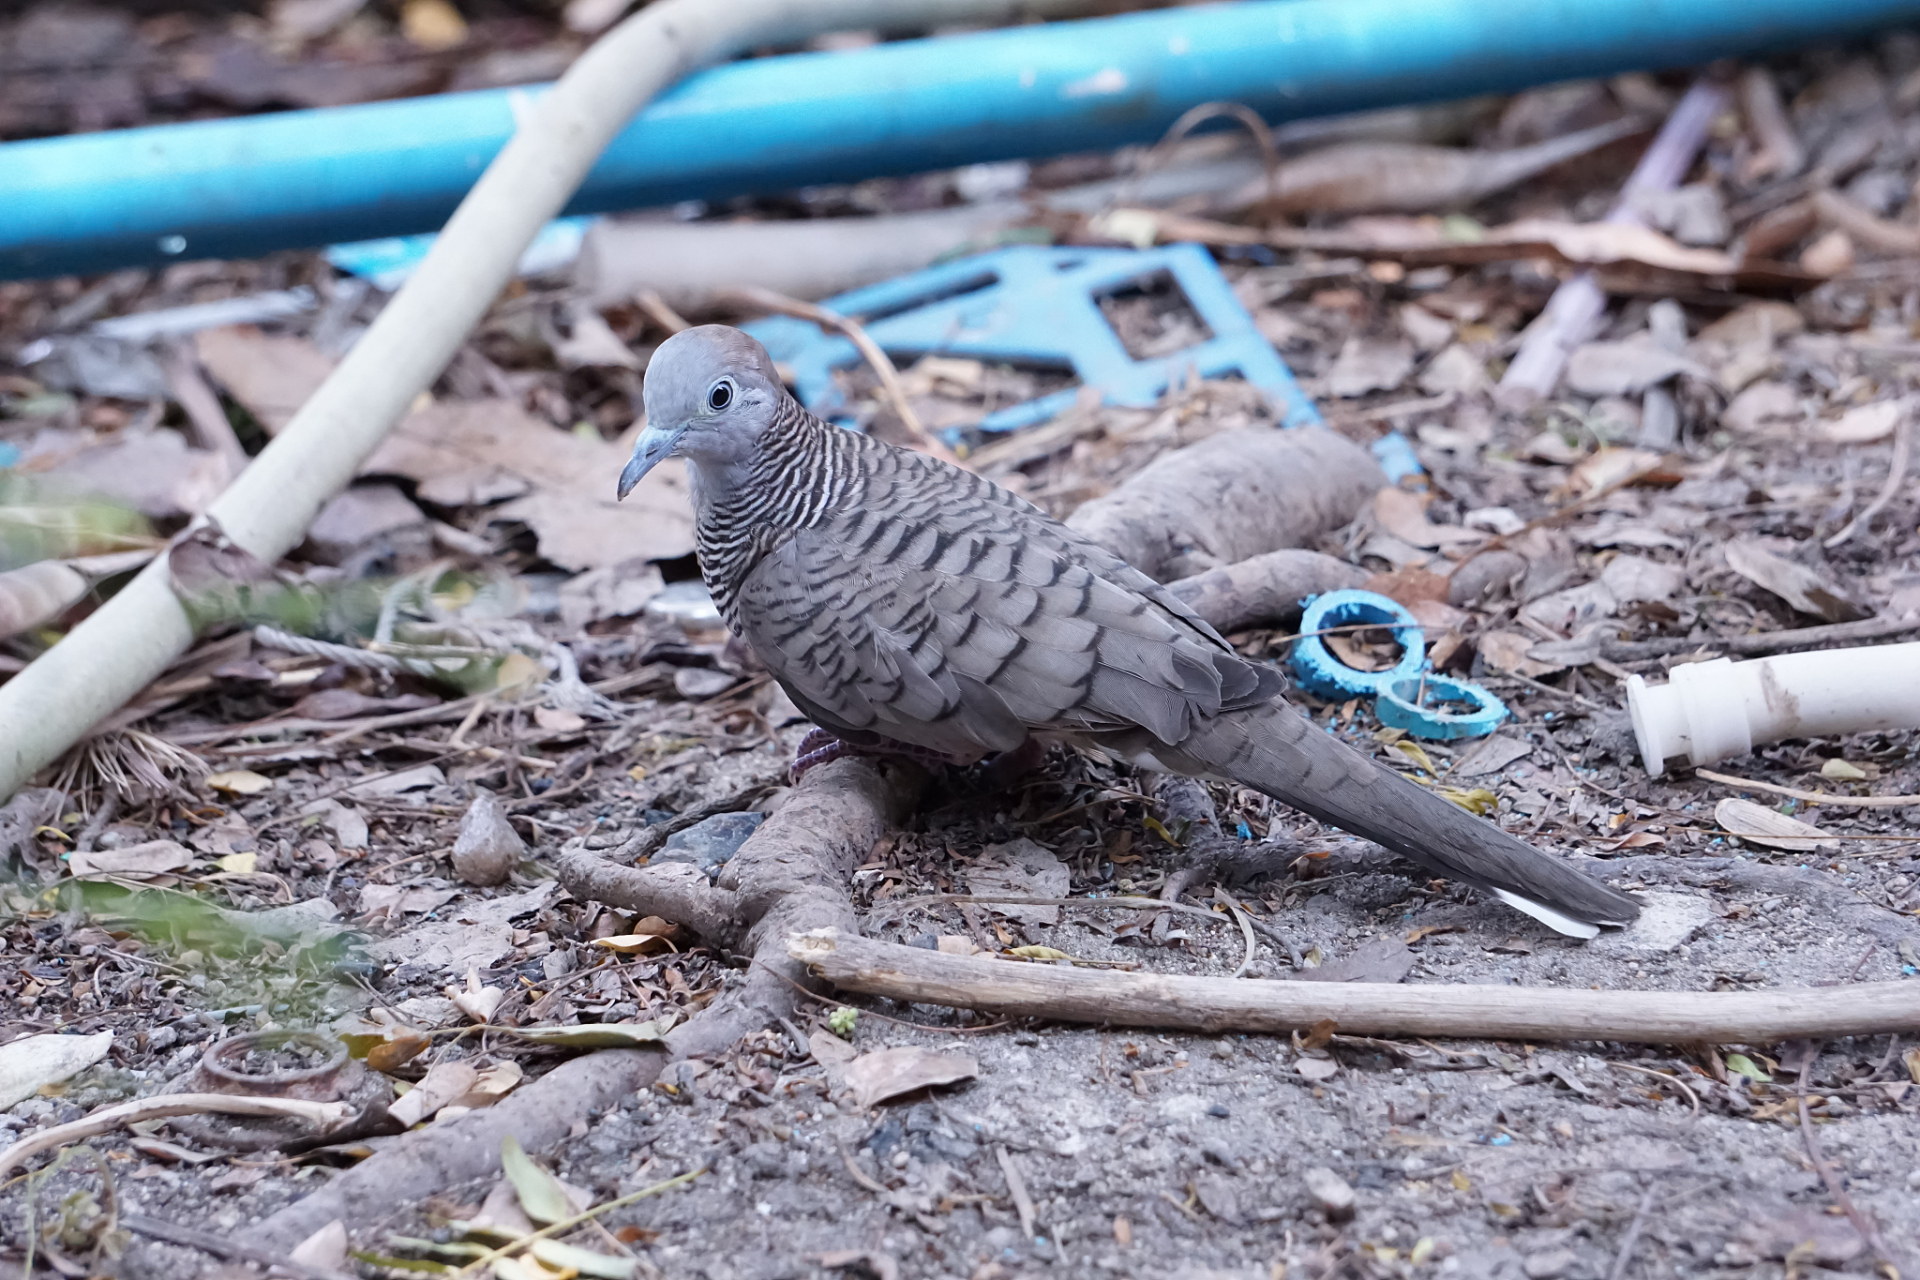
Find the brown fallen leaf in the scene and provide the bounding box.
[364,400,694,570]
[195,326,338,434]
[1724,538,1870,623]
[1372,488,1484,551]
[0,561,88,640]
[386,1059,481,1128]
[1816,400,1904,445]
[67,840,192,879]
[1326,337,1414,398]
[842,1046,979,1109]
[1234,118,1643,215]
[1715,797,1837,852]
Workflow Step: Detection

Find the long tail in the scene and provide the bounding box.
[1166,702,1640,937]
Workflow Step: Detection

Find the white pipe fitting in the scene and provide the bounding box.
[1626,642,1920,774]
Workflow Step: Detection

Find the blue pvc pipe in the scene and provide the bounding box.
[5,0,1918,280]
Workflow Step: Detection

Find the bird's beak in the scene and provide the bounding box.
[617,423,682,499]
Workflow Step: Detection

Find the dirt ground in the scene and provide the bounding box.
[5,6,1920,1280]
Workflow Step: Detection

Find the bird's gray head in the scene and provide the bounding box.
[618,325,786,499]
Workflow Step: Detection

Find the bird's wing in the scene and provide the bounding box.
[734,502,1280,760]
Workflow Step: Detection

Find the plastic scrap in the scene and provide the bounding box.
[328,216,596,291]
[746,242,1419,477]
[1376,673,1508,741]
[748,243,1315,433]
[1290,589,1506,739]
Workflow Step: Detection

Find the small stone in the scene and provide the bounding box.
[451,791,524,886]
[652,811,765,878]
[673,667,738,699]
[1206,1103,1230,1119]
[1194,1174,1241,1224]
[1303,1166,1354,1220]
[1523,1247,1576,1279]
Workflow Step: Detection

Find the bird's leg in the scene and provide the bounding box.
[788,728,963,783]
[973,737,1046,792]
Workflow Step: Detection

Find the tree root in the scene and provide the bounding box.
[1166,549,1367,634]
[251,1049,661,1252]
[1066,427,1384,582]
[562,755,926,1061]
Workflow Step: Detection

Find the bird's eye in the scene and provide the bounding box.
[706,379,733,411]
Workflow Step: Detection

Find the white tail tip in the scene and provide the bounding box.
[1492,888,1600,939]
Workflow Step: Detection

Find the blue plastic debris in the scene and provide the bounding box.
[1376,674,1508,741]
[327,216,595,291]
[1289,590,1426,700]
[746,243,1320,434]
[1290,589,1507,738]
[0,442,20,468]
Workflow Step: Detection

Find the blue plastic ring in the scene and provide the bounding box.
[1289,589,1425,699]
[1376,674,1508,740]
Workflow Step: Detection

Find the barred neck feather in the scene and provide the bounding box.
[692,398,856,625]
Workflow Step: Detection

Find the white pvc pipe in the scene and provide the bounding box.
[0,0,1095,800]
[1627,643,1920,774]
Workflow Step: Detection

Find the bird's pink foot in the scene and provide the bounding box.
[788,728,970,783]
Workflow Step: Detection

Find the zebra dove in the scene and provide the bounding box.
[619,326,1639,937]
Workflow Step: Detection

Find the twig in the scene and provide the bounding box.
[121,1213,359,1280]
[837,1140,891,1194]
[893,892,1297,963]
[1214,886,1258,980]
[1825,413,1912,547]
[995,1144,1037,1241]
[745,953,1008,1035]
[0,1094,353,1180]
[1796,1049,1909,1275]
[717,284,962,467]
[790,929,1920,1043]
[450,1169,704,1278]
[608,774,782,865]
[1605,1190,1657,1280]
[1694,768,1920,809]
[1605,1061,1700,1116]
[1599,612,1920,661]
[1497,76,1728,408]
[635,288,692,334]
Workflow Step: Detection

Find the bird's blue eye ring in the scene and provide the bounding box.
[707,378,734,411]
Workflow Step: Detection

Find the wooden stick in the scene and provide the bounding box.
[1694,768,1920,809]
[0,1094,353,1180]
[789,929,1920,1044]
[717,284,964,468]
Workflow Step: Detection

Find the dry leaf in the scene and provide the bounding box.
[965,839,1068,925]
[449,965,507,1024]
[1476,629,1561,678]
[1238,120,1641,216]
[0,1030,115,1109]
[364,400,694,571]
[206,769,274,795]
[1565,341,1709,397]
[1373,488,1483,550]
[195,326,337,434]
[1722,381,1803,434]
[1715,797,1837,851]
[1817,400,1904,444]
[400,0,466,48]
[0,561,88,640]
[842,1047,979,1109]
[1724,538,1869,623]
[1567,447,1664,497]
[67,839,191,879]
[1326,337,1415,397]
[501,1134,577,1225]
[216,851,259,875]
[387,1060,481,1128]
